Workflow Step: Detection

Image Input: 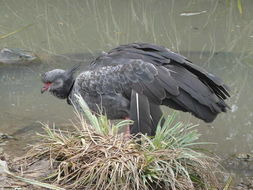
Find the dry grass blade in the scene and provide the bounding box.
[223,176,233,190]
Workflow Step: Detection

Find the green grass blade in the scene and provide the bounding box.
[0,23,34,40]
[237,0,243,14]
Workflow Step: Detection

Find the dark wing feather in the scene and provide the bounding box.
[167,65,224,112]
[149,103,165,136]
[130,90,152,135]
[169,90,219,122]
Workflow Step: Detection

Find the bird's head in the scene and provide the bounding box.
[41,65,79,99]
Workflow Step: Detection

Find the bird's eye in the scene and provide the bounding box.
[54,79,63,86]
[54,81,60,85]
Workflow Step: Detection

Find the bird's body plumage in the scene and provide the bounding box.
[41,43,230,136]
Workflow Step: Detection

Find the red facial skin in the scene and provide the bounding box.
[41,82,52,93]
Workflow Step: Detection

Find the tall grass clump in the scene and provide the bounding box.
[18,94,222,190]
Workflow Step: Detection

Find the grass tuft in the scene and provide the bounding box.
[16,94,222,190]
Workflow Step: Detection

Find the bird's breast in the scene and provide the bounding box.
[81,93,130,120]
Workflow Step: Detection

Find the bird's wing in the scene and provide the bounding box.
[77,59,179,105]
[91,42,230,100]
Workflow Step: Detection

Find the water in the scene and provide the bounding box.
[1,0,253,178]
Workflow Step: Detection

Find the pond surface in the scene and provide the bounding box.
[1,0,253,180]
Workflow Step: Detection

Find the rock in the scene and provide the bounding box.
[0,160,8,174]
[0,133,14,143]
[224,153,253,171]
[235,177,253,190]
[24,159,52,179]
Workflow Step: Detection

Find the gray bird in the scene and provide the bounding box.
[41,43,230,136]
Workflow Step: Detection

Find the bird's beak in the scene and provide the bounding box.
[41,82,52,94]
